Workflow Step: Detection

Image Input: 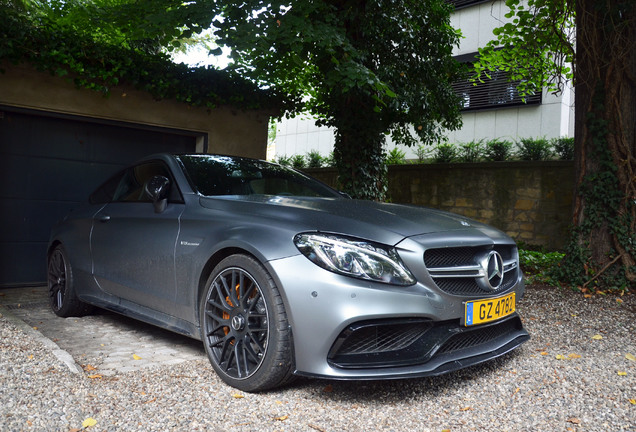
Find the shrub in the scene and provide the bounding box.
[306,150,324,168]
[552,137,574,160]
[415,145,431,163]
[275,155,292,166]
[458,139,484,163]
[385,147,407,164]
[516,137,553,161]
[483,139,514,161]
[432,143,458,163]
[291,154,306,169]
[519,248,565,285]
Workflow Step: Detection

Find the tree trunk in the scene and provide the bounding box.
[570,0,636,287]
[331,92,388,201]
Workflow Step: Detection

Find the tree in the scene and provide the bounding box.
[210,0,463,200]
[476,0,635,289]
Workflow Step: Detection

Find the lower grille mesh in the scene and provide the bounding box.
[437,318,518,355]
[337,321,433,355]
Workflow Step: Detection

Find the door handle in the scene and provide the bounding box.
[99,215,111,222]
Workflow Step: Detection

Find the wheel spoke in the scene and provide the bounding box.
[203,265,271,381]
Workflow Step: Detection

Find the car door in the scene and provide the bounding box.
[90,160,185,316]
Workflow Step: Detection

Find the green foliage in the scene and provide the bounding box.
[305,150,324,168]
[552,136,575,160]
[484,139,514,162]
[432,143,458,164]
[474,0,575,97]
[291,154,306,169]
[516,137,553,161]
[275,155,292,167]
[385,147,407,165]
[211,0,463,199]
[458,140,484,163]
[415,145,431,163]
[0,2,284,111]
[519,248,565,285]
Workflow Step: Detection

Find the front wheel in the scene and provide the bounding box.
[200,254,294,392]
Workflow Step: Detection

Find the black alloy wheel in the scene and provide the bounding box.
[201,254,293,392]
[47,245,92,317]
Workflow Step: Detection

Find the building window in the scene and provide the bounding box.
[447,0,492,10]
[452,52,542,111]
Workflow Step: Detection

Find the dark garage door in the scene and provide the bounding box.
[0,109,199,286]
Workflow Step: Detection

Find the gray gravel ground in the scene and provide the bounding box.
[1,285,634,432]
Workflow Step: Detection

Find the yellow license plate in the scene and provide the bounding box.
[464,293,515,326]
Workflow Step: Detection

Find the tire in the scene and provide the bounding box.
[47,245,93,317]
[200,254,294,392]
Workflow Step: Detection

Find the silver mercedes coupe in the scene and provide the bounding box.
[47,153,529,391]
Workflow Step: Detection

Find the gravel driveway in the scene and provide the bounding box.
[1,284,634,432]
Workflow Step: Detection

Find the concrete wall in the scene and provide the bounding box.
[305,161,574,250]
[0,64,270,158]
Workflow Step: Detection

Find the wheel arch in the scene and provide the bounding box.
[196,247,260,324]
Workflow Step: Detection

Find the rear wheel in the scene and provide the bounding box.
[200,254,294,392]
[47,245,93,317]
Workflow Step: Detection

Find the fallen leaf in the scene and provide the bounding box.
[556,354,566,360]
[132,354,142,360]
[26,420,32,427]
[567,417,581,425]
[84,365,97,372]
[87,374,102,379]
[616,298,624,304]
[143,397,157,404]
[568,353,582,359]
[591,335,603,340]
[617,371,627,376]
[629,399,636,405]
[514,388,520,394]
[442,429,451,432]
[540,351,549,356]
[275,415,289,421]
[69,429,81,432]
[82,417,97,428]
[584,294,592,299]
[28,354,34,360]
[460,406,472,411]
[32,326,38,330]
[323,384,333,393]
[232,393,245,399]
[626,353,636,362]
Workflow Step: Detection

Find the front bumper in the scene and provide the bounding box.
[267,254,528,380]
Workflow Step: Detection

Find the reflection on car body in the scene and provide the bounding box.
[48,153,529,391]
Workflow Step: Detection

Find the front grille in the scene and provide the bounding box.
[336,321,433,355]
[424,245,520,296]
[328,315,525,369]
[437,317,519,355]
[435,269,518,296]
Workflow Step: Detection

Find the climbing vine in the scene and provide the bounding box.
[0,4,289,112]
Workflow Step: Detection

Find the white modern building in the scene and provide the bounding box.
[272,0,574,160]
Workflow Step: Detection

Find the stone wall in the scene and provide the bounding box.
[305,161,574,250]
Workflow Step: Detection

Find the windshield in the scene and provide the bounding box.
[176,155,343,198]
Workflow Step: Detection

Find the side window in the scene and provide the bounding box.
[89,171,125,204]
[112,162,175,203]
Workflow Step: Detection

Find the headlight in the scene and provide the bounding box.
[294,233,416,286]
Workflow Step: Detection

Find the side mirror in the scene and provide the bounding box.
[144,175,170,213]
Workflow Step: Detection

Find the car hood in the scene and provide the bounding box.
[199,195,509,246]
